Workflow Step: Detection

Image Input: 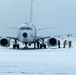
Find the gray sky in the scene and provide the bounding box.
[0,0,76,36]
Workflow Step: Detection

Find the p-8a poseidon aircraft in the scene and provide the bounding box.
[0,0,60,49]
[0,22,58,49]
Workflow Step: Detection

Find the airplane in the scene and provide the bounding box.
[0,21,58,49]
[0,0,73,49]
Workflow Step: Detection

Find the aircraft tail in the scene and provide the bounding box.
[30,0,33,23]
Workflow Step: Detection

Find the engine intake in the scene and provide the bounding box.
[0,38,10,47]
[47,37,57,46]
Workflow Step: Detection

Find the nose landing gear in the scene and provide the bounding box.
[24,43,28,49]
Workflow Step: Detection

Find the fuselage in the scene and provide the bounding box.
[17,22,37,43]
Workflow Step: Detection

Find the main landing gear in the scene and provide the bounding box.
[34,41,46,49]
[13,39,19,49]
[40,43,46,49]
[13,40,28,49]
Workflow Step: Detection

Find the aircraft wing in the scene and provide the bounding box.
[39,33,76,40]
[6,36,18,40]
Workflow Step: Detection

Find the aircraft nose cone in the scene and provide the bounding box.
[23,32,28,38]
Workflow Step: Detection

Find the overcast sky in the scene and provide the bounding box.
[0,0,76,36]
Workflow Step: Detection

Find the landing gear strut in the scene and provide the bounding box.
[37,41,40,49]
[34,41,40,49]
[39,38,46,49]
[34,42,36,49]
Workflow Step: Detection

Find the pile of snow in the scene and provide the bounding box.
[0,37,76,75]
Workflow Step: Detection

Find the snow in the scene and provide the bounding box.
[0,39,76,75]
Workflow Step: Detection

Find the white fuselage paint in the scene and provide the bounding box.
[17,22,37,43]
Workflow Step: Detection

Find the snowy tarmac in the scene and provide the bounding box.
[0,46,76,75]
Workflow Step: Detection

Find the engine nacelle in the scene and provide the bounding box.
[0,37,10,47]
[47,37,58,46]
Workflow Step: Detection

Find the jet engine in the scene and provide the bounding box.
[47,37,58,46]
[0,37,10,47]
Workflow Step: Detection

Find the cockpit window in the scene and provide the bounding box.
[19,27,32,30]
[20,27,25,30]
[25,27,32,30]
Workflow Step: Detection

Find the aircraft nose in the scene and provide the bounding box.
[23,32,28,38]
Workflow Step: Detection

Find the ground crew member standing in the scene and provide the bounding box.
[58,40,61,48]
[68,41,72,48]
[63,40,67,48]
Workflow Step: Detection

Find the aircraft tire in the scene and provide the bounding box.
[13,44,19,49]
[44,44,46,49]
[13,44,15,49]
[17,44,19,49]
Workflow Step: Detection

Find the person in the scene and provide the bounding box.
[68,41,72,48]
[58,40,61,48]
[63,40,67,48]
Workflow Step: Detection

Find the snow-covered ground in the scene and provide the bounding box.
[0,38,76,75]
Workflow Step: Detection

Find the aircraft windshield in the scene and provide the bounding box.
[19,27,32,30]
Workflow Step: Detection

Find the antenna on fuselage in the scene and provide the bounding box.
[30,0,33,23]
